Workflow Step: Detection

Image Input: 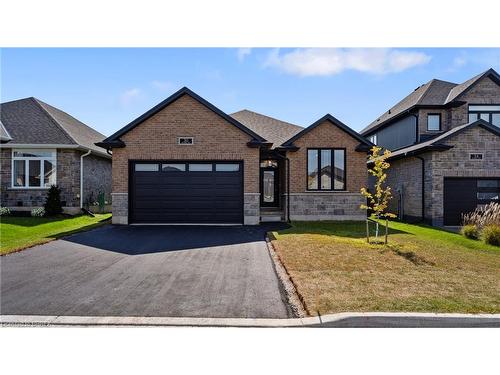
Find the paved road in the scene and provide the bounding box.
[1,224,291,318]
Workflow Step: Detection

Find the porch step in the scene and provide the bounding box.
[260,210,285,222]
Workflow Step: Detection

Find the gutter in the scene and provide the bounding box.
[0,143,111,159]
[80,150,92,208]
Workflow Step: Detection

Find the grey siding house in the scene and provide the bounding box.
[361,68,500,226]
[0,97,111,214]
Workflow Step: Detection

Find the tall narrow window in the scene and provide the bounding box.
[427,114,441,131]
[320,150,332,190]
[307,149,319,190]
[307,148,346,191]
[334,150,345,190]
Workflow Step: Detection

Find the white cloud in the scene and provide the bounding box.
[237,48,252,62]
[151,80,175,92]
[120,88,141,105]
[448,55,467,72]
[264,48,432,76]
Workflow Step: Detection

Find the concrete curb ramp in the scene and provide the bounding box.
[2,313,500,327]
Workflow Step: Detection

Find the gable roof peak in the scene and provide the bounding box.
[99,86,268,148]
[281,113,372,150]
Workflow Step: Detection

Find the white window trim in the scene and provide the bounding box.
[11,149,57,189]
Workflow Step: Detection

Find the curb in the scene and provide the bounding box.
[2,313,499,327]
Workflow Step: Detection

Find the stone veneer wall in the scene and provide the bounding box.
[428,126,500,226]
[384,155,432,221]
[82,153,112,207]
[288,193,365,221]
[244,193,260,225]
[1,148,111,214]
[450,76,500,127]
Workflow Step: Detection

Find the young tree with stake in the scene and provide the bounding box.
[360,146,396,244]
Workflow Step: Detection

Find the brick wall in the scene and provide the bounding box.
[1,148,109,213]
[450,76,500,127]
[286,120,367,220]
[418,108,450,137]
[288,120,367,193]
[110,94,260,224]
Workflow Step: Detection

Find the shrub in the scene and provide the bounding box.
[31,207,46,217]
[44,185,63,216]
[482,225,500,246]
[461,224,479,240]
[462,202,500,230]
[0,206,11,216]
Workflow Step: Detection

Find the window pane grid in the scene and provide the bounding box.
[12,149,56,188]
[307,148,345,191]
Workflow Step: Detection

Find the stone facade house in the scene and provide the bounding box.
[97,87,372,225]
[0,97,111,214]
[360,68,500,226]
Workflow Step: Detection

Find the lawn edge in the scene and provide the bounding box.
[266,233,310,317]
[0,217,112,256]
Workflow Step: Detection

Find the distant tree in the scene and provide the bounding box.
[360,146,396,243]
[44,185,63,216]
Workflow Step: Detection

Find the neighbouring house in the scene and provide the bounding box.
[360,68,500,226]
[96,87,372,225]
[0,97,112,214]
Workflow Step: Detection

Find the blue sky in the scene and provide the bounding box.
[1,48,500,135]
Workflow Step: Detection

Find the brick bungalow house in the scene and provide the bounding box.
[97,87,372,225]
[0,97,112,214]
[360,68,500,226]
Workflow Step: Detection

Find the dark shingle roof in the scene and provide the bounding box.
[0,120,12,142]
[0,97,109,156]
[361,79,457,135]
[445,68,500,103]
[361,68,500,136]
[230,109,303,148]
[386,119,500,160]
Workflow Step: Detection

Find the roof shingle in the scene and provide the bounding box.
[0,97,108,156]
[230,109,303,148]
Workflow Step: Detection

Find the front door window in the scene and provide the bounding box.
[260,160,279,207]
[263,170,275,203]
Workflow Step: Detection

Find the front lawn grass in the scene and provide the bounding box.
[270,221,500,315]
[0,214,111,255]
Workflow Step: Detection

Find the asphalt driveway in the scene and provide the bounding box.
[1,224,291,318]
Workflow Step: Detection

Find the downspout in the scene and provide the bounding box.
[80,150,91,208]
[286,156,290,223]
[274,152,291,223]
[408,111,425,222]
[414,155,425,222]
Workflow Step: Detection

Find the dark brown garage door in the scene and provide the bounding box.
[130,161,243,224]
[443,178,500,226]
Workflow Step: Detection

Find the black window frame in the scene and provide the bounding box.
[306,148,346,192]
[468,104,500,126]
[427,113,441,132]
